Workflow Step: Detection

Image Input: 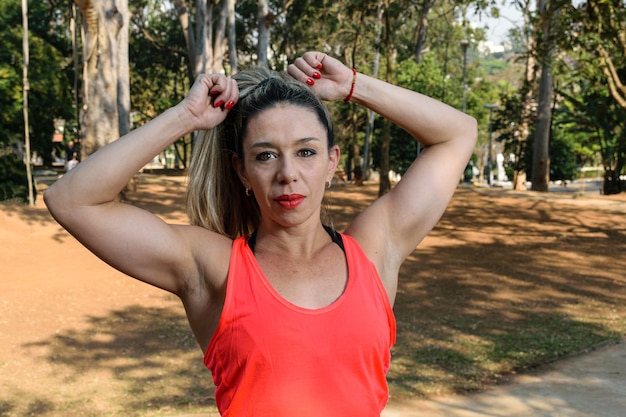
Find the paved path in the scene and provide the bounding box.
[383,339,626,417]
[164,340,625,417]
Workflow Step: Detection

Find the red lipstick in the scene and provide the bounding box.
[275,194,305,210]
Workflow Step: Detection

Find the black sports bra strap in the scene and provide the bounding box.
[323,225,345,252]
[247,229,258,253]
[247,226,344,253]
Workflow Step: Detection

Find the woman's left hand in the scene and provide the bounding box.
[287,52,355,102]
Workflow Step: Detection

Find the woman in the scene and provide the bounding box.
[45,51,477,416]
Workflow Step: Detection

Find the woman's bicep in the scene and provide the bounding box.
[53,201,202,294]
[347,139,472,269]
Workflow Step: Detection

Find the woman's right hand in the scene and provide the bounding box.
[180,73,240,132]
[288,52,354,102]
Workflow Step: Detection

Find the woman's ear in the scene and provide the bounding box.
[232,154,249,187]
[327,145,341,182]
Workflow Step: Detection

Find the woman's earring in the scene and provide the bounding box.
[327,179,332,189]
[245,187,252,197]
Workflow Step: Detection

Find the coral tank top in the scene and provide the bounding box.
[204,232,396,417]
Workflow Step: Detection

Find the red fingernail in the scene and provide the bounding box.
[214,100,224,108]
[316,63,323,69]
[306,78,315,86]
[210,89,220,95]
[225,100,235,110]
[312,71,321,79]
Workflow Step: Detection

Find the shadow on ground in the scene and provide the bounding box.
[3,180,624,415]
[328,185,626,398]
[17,303,216,417]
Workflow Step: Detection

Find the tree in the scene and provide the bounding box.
[558,72,626,195]
[257,0,270,68]
[378,0,393,197]
[0,0,73,163]
[578,0,626,193]
[412,0,436,62]
[559,0,626,193]
[585,0,626,109]
[21,0,34,206]
[75,0,130,157]
[507,0,537,191]
[530,0,558,192]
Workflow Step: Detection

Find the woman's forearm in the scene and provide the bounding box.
[45,73,239,221]
[350,73,476,148]
[45,104,192,211]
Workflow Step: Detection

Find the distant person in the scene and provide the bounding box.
[45,51,477,416]
[66,152,79,171]
[65,140,75,163]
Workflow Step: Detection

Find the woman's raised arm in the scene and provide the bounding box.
[44,74,238,296]
[289,52,478,302]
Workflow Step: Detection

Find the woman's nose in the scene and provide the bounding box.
[277,157,297,184]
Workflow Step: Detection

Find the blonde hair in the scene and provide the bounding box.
[186,68,335,238]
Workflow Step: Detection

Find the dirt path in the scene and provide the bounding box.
[1,176,625,417]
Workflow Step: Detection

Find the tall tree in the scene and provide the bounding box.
[530,0,558,192]
[257,0,270,68]
[509,0,537,191]
[412,0,436,62]
[0,0,73,162]
[21,0,34,206]
[362,1,384,183]
[227,0,237,73]
[585,0,626,109]
[378,0,393,196]
[75,0,130,157]
[580,0,626,193]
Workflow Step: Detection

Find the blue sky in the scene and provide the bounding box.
[469,4,522,44]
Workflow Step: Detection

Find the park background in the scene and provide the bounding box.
[2,0,626,416]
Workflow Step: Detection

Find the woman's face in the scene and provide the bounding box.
[234,103,339,229]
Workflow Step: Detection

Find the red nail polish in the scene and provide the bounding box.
[312,71,321,79]
[306,78,315,86]
[225,100,235,110]
[214,100,224,108]
[210,89,220,95]
[316,63,323,70]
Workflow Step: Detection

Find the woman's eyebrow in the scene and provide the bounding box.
[248,137,321,150]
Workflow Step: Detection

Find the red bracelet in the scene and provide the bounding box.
[344,68,357,103]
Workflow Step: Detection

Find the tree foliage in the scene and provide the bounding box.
[0,0,73,164]
[2,0,625,196]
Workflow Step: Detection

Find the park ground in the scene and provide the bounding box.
[1,175,625,417]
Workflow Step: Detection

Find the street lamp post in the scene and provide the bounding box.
[485,103,499,186]
[460,39,469,113]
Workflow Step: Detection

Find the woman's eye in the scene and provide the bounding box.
[298,149,317,158]
[256,151,277,161]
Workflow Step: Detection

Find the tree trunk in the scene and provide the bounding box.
[211,0,228,72]
[378,2,392,197]
[213,0,228,73]
[117,0,130,136]
[513,0,536,191]
[413,0,434,63]
[531,63,552,192]
[194,0,212,76]
[22,0,35,206]
[603,170,622,195]
[227,0,238,74]
[531,0,555,192]
[587,0,626,109]
[172,0,194,81]
[379,118,391,196]
[76,0,127,157]
[362,1,384,182]
[257,0,270,68]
